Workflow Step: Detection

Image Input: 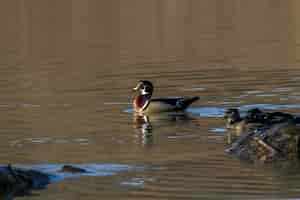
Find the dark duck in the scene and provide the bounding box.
[132,80,199,113]
[224,108,263,136]
[245,108,297,125]
[224,108,300,135]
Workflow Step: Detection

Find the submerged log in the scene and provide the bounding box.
[226,122,300,163]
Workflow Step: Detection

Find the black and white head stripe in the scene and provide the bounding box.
[133,80,154,95]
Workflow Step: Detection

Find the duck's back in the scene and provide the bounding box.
[143,98,179,113]
[143,97,199,113]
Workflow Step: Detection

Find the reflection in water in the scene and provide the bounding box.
[133,114,153,146]
[133,113,153,146]
[10,137,90,148]
[133,112,197,146]
[187,107,226,117]
[225,129,240,145]
[133,114,152,134]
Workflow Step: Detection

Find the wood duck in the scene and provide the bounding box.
[224,108,263,136]
[132,80,199,113]
[246,108,296,125]
[224,108,298,135]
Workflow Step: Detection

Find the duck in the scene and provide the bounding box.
[246,108,296,125]
[132,80,199,113]
[224,108,263,136]
[224,108,298,135]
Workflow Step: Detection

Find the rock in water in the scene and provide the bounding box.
[0,164,51,199]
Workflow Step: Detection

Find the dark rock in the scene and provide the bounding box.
[0,164,50,199]
[0,164,88,199]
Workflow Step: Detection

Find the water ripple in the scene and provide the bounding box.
[187,107,226,117]
[10,137,91,147]
[210,128,227,133]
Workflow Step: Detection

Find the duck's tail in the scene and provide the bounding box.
[180,96,200,109]
[294,116,300,124]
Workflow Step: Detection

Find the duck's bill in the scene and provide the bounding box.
[132,87,138,91]
[132,86,139,91]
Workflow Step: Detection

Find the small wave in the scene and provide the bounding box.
[271,87,292,93]
[124,108,134,113]
[210,128,226,133]
[180,87,206,92]
[11,137,91,147]
[244,90,264,95]
[21,104,41,108]
[120,177,156,188]
[167,133,199,139]
[288,96,300,100]
[255,94,277,97]
[207,101,242,105]
[187,107,226,117]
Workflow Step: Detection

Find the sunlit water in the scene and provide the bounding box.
[1,64,300,199]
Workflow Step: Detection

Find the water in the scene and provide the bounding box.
[1,1,300,199]
[1,66,300,199]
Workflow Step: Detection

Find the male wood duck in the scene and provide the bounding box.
[132,80,199,113]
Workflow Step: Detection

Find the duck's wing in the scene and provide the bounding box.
[265,112,295,124]
[151,96,199,110]
[151,97,182,105]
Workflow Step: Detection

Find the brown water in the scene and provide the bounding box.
[1,1,300,199]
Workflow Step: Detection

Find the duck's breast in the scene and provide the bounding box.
[134,95,149,112]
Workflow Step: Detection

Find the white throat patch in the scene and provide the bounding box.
[141,88,150,95]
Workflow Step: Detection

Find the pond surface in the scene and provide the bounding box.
[1,64,300,199]
[1,1,300,198]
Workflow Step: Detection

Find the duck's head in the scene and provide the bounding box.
[133,80,154,96]
[245,108,266,122]
[224,108,241,125]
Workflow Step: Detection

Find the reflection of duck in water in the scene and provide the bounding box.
[133,112,196,146]
[133,113,153,146]
[132,80,199,114]
[133,114,153,136]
